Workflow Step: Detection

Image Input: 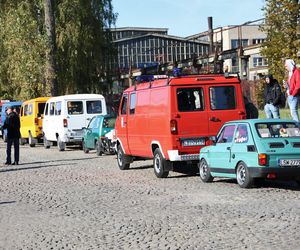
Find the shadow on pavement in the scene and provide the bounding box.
[18,157,99,166]
[214,178,300,191]
[0,163,74,173]
[0,201,16,205]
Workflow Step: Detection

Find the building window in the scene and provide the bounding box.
[252,38,265,45]
[253,57,268,67]
[231,39,248,49]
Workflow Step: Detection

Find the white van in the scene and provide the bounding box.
[43,94,107,151]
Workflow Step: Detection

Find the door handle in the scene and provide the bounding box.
[210,117,220,122]
[226,147,231,150]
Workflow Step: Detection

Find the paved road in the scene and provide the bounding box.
[0,142,299,250]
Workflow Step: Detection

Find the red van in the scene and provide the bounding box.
[115,74,246,178]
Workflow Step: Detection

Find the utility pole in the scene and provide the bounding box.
[44,0,58,96]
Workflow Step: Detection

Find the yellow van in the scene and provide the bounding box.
[20,97,50,147]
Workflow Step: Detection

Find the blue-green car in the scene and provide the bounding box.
[82,115,116,156]
[199,119,300,188]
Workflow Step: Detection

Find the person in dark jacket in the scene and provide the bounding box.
[263,74,281,119]
[3,106,21,165]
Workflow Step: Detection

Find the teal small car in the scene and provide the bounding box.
[199,119,300,188]
[82,115,116,156]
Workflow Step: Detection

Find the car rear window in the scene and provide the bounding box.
[68,101,83,115]
[177,88,204,112]
[209,86,236,110]
[256,122,300,138]
[87,101,102,114]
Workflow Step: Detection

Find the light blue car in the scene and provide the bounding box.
[199,119,300,188]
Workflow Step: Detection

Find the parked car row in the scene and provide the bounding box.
[2,73,300,188]
[114,74,300,188]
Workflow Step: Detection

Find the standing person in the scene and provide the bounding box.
[263,74,281,119]
[3,106,21,165]
[284,59,300,122]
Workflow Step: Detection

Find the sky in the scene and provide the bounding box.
[112,0,265,37]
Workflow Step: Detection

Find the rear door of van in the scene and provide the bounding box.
[206,84,245,135]
[174,86,209,153]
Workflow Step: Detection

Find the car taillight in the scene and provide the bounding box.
[34,118,38,125]
[63,118,68,128]
[258,154,267,166]
[170,120,177,135]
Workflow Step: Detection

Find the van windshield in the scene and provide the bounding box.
[177,88,204,112]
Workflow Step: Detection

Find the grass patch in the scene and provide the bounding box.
[258,108,292,119]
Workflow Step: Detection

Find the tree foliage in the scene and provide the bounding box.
[260,0,300,81]
[0,0,117,100]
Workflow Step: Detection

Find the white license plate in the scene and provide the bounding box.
[279,159,300,167]
[182,138,205,146]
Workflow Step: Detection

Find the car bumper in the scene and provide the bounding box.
[249,167,300,179]
[167,150,199,161]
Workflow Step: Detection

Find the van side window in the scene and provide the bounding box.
[129,93,136,115]
[120,94,128,115]
[87,101,102,114]
[209,86,236,110]
[68,101,83,115]
[50,102,55,116]
[217,125,235,143]
[24,105,29,116]
[44,103,49,116]
[55,101,62,115]
[177,88,204,112]
[38,103,46,117]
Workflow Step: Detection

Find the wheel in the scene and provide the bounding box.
[153,148,169,178]
[96,140,103,156]
[236,162,254,188]
[82,140,89,153]
[295,180,300,187]
[43,135,51,149]
[3,133,7,142]
[117,144,130,170]
[57,136,65,151]
[20,138,26,145]
[199,159,214,183]
[28,132,35,147]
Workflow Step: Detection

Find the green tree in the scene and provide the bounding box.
[0,0,117,100]
[0,0,48,100]
[260,0,300,81]
[55,0,117,94]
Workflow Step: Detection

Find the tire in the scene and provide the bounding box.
[153,148,169,178]
[43,135,51,149]
[3,133,7,142]
[28,132,35,147]
[82,140,89,153]
[117,144,130,170]
[295,180,300,187]
[236,162,254,188]
[96,140,103,156]
[57,136,65,151]
[199,159,214,183]
[20,138,26,145]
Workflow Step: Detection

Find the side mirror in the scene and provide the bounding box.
[82,127,86,130]
[209,136,217,143]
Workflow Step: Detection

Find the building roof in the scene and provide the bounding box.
[114,33,209,45]
[111,27,168,33]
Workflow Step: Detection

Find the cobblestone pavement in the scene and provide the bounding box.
[0,141,299,250]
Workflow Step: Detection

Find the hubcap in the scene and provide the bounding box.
[237,165,246,184]
[154,155,161,173]
[200,161,208,179]
[118,149,122,166]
